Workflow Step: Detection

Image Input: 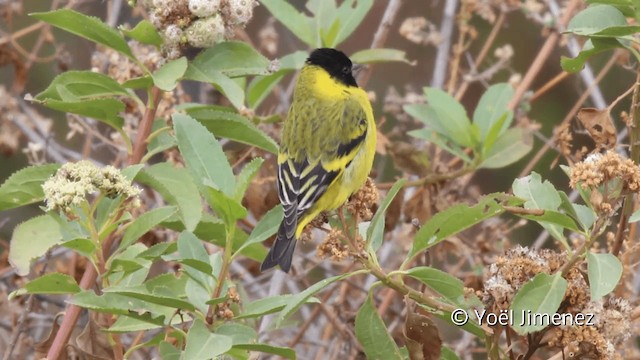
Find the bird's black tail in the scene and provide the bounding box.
[260,217,297,272]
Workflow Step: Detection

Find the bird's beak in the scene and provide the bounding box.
[352,63,365,76]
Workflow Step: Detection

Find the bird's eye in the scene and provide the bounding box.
[342,66,350,74]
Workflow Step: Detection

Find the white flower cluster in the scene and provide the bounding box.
[43,161,141,212]
[143,0,258,57]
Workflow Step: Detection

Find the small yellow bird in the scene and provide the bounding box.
[261,48,376,272]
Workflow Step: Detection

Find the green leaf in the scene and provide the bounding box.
[367,179,405,251]
[629,208,640,223]
[9,215,62,276]
[203,186,247,227]
[121,19,163,47]
[246,51,307,108]
[0,164,59,211]
[517,210,582,233]
[566,4,628,36]
[61,239,97,258]
[215,323,257,344]
[105,276,195,311]
[350,48,412,64]
[31,9,133,59]
[408,127,471,163]
[34,98,125,129]
[235,205,283,256]
[173,113,235,195]
[160,341,182,360]
[10,273,80,299]
[35,71,130,100]
[176,231,213,290]
[587,252,623,301]
[186,107,279,153]
[355,293,403,360]
[510,272,568,335]
[236,294,318,319]
[561,38,622,73]
[441,346,461,360]
[184,319,233,360]
[233,344,296,359]
[118,206,177,252]
[424,88,475,147]
[410,194,504,258]
[153,57,188,91]
[480,128,532,169]
[276,273,354,327]
[405,267,465,304]
[512,172,561,210]
[138,163,202,231]
[260,0,314,46]
[332,0,374,46]
[184,42,271,109]
[188,41,271,78]
[69,291,171,325]
[234,157,264,201]
[573,204,596,230]
[473,83,514,140]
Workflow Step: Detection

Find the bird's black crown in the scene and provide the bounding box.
[306,48,358,87]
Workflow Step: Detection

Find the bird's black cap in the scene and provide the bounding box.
[306,48,358,87]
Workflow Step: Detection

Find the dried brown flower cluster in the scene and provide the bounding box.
[317,228,350,262]
[0,85,24,156]
[569,151,640,214]
[216,286,241,320]
[399,17,441,46]
[347,177,379,221]
[548,297,631,360]
[483,246,570,309]
[91,43,162,83]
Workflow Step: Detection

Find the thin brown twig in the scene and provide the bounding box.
[455,9,507,100]
[507,0,581,110]
[356,0,403,88]
[530,71,571,103]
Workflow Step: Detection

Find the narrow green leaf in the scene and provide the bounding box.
[9,215,62,276]
[153,57,188,91]
[276,273,354,327]
[121,19,163,47]
[176,231,213,290]
[410,195,504,258]
[119,206,177,251]
[517,210,582,233]
[629,208,640,222]
[187,107,279,153]
[405,267,465,304]
[333,0,374,46]
[173,113,235,195]
[0,164,59,211]
[247,51,307,108]
[233,344,296,359]
[236,294,317,319]
[184,319,233,360]
[61,239,97,258]
[184,67,245,109]
[137,163,202,231]
[260,0,314,46]
[234,157,264,201]
[11,273,80,298]
[188,41,271,78]
[235,205,283,256]
[31,9,133,59]
[35,98,125,129]
[587,252,623,301]
[367,179,405,251]
[355,293,403,360]
[510,273,568,335]
[203,186,247,227]
[350,48,412,64]
[35,71,130,100]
